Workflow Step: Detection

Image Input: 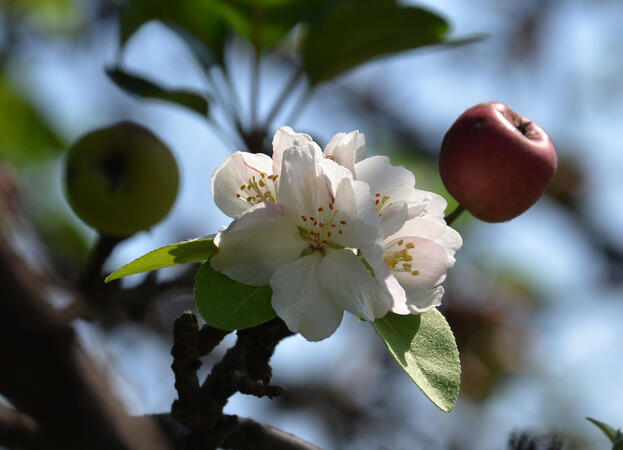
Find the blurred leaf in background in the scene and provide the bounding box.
[0,0,84,34]
[0,75,63,168]
[303,0,450,84]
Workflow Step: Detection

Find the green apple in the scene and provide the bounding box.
[64,122,179,236]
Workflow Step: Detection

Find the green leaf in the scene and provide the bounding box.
[105,237,215,282]
[194,261,276,331]
[218,0,332,51]
[4,0,83,35]
[587,418,622,444]
[106,67,209,116]
[303,0,452,84]
[373,310,460,412]
[0,75,63,167]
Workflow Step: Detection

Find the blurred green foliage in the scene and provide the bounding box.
[0,75,63,167]
[0,0,82,33]
[118,0,468,89]
[302,0,449,84]
[106,67,210,116]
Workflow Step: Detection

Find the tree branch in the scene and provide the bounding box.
[0,235,168,450]
[78,234,124,297]
[152,413,321,450]
[168,312,297,450]
[0,404,39,449]
[222,417,321,450]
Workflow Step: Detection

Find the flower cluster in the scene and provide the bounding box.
[211,127,462,341]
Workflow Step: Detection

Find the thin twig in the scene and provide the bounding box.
[445,204,466,226]
[0,404,39,449]
[286,85,313,126]
[78,234,124,295]
[206,115,243,149]
[264,68,304,129]
[250,48,261,128]
[204,70,236,123]
[219,63,244,127]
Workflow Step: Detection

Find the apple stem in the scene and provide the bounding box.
[78,234,124,295]
[517,121,533,136]
[445,204,466,226]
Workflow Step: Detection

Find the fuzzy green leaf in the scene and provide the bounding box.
[373,309,460,412]
[106,67,209,116]
[105,237,215,282]
[194,261,276,331]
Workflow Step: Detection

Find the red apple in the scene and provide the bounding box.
[439,102,557,222]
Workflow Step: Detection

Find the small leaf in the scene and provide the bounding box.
[441,33,489,48]
[587,417,621,444]
[373,309,460,412]
[303,0,464,84]
[194,261,276,331]
[105,237,215,282]
[106,67,209,116]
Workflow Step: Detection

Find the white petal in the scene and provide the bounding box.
[318,156,353,196]
[409,190,448,220]
[212,152,275,218]
[388,217,462,264]
[332,178,381,249]
[318,248,391,321]
[271,126,320,176]
[360,245,409,315]
[406,286,444,313]
[211,202,306,286]
[324,131,366,176]
[379,201,410,237]
[270,252,344,341]
[387,236,450,290]
[386,274,411,314]
[278,145,332,224]
[355,155,415,198]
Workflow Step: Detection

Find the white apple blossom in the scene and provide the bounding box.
[323,130,462,313]
[211,139,399,341]
[211,127,319,218]
[210,126,461,339]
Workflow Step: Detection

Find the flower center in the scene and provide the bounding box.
[236,172,278,206]
[374,192,392,216]
[384,239,420,277]
[300,201,347,251]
